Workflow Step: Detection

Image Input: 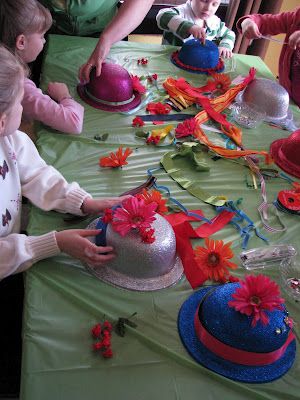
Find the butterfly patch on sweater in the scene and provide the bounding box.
[0,160,9,179]
[2,208,12,227]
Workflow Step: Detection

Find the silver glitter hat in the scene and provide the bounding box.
[236,78,295,129]
[85,214,183,291]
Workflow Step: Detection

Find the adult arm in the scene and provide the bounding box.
[79,0,154,82]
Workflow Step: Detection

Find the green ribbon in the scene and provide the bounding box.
[161,142,227,207]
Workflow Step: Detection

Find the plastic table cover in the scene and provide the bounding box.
[20,35,300,400]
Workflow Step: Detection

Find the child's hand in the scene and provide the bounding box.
[47,82,71,102]
[219,47,232,59]
[81,195,131,215]
[241,18,261,39]
[55,229,115,267]
[289,30,300,50]
[189,25,206,43]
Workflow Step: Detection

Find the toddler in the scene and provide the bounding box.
[0,44,128,280]
[0,0,84,134]
[237,7,300,107]
[156,0,235,58]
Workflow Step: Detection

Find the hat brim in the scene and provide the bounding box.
[171,51,225,74]
[77,84,141,112]
[178,287,296,383]
[270,138,300,179]
[84,219,183,291]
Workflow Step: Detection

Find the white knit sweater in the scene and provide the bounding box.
[0,130,90,279]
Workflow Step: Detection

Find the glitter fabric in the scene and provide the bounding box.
[270,129,300,179]
[171,39,224,74]
[178,283,296,383]
[85,215,183,291]
[77,62,141,112]
[238,77,292,123]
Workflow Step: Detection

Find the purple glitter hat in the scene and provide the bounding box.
[77,62,141,112]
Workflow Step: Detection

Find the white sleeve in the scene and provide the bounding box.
[0,231,60,279]
[15,131,91,215]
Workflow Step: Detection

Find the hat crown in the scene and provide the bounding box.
[200,283,291,353]
[280,129,300,165]
[241,78,289,121]
[87,62,134,103]
[178,39,219,69]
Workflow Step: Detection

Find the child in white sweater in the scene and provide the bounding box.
[0,45,128,280]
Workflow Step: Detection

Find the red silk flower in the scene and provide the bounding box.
[228,274,285,327]
[146,102,171,115]
[132,116,145,127]
[136,188,168,214]
[131,75,147,94]
[99,147,132,168]
[175,117,198,138]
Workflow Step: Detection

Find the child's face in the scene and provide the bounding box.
[191,0,221,20]
[0,82,24,137]
[18,31,47,63]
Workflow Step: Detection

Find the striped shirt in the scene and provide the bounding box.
[156,0,235,49]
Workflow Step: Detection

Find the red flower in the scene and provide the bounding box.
[194,238,238,282]
[91,323,101,338]
[99,147,133,168]
[132,117,145,127]
[146,102,171,115]
[140,227,155,243]
[111,197,156,237]
[103,321,113,332]
[136,189,168,214]
[102,209,113,224]
[131,75,147,94]
[102,348,113,358]
[146,135,160,145]
[93,341,103,351]
[175,118,198,138]
[228,275,285,327]
[102,337,111,347]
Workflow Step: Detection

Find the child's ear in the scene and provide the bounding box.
[15,34,26,51]
[0,113,7,135]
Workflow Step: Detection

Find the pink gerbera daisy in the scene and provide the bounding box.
[111,197,156,236]
[228,274,285,327]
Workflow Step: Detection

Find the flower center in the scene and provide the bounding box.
[250,295,261,306]
[207,252,220,267]
[132,215,144,224]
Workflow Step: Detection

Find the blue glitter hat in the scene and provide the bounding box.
[171,39,224,74]
[178,280,296,383]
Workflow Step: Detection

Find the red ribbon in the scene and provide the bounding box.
[194,308,295,366]
[164,210,234,288]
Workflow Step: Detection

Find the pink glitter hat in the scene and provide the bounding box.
[77,62,141,112]
[270,130,300,179]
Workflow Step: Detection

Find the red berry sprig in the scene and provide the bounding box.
[91,320,113,359]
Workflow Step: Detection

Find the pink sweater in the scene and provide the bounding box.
[22,78,84,134]
[237,7,300,106]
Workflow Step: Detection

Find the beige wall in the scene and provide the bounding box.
[264,0,299,76]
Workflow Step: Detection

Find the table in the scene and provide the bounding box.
[21,35,300,400]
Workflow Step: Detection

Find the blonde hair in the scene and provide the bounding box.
[0,45,28,114]
[0,0,52,50]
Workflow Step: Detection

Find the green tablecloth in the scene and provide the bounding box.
[21,35,300,400]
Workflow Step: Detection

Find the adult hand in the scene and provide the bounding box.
[241,18,261,39]
[219,47,232,59]
[289,30,300,50]
[55,229,115,267]
[189,25,206,43]
[81,195,131,215]
[78,34,111,83]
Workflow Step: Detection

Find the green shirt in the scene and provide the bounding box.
[39,0,119,36]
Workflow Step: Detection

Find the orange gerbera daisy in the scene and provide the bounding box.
[194,238,238,282]
[209,72,231,93]
[99,147,133,168]
[136,188,168,214]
